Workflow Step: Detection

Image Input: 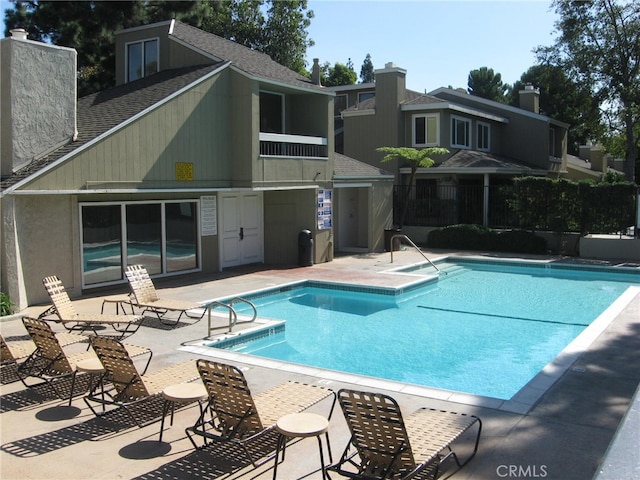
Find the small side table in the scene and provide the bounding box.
[273,412,332,480]
[70,357,106,407]
[159,382,208,442]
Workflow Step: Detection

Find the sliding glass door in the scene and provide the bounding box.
[81,200,199,287]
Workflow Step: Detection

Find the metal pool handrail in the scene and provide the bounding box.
[390,234,441,273]
[206,297,257,335]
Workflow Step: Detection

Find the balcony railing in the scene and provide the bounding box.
[259,132,328,158]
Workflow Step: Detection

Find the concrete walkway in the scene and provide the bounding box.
[1,250,639,480]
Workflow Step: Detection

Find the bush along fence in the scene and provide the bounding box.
[393,176,638,235]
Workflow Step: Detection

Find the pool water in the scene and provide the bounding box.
[211,260,640,399]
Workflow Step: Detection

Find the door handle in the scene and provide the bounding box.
[239,227,244,240]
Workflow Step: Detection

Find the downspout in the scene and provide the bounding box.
[483,173,489,227]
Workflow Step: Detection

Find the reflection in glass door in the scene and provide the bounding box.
[81,205,123,284]
[81,201,199,287]
[126,203,162,275]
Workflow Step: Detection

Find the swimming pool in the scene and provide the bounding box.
[196,258,640,404]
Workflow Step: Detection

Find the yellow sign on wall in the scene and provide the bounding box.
[175,162,194,181]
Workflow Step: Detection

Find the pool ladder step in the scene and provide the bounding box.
[206,297,257,335]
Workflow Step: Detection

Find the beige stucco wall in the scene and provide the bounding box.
[3,195,79,309]
[0,37,77,177]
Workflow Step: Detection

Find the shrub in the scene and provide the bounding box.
[0,292,13,316]
[427,225,547,254]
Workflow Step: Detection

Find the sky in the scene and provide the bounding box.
[1,0,559,92]
[305,0,560,92]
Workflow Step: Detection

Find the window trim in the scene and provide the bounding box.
[451,115,472,149]
[477,121,490,151]
[357,91,375,103]
[125,37,160,83]
[412,113,440,147]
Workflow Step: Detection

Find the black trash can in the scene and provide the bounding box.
[384,228,402,252]
[298,229,313,266]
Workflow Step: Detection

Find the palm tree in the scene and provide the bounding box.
[377,146,449,228]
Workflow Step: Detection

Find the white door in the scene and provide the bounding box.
[219,192,263,269]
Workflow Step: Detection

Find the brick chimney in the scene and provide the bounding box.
[519,84,540,114]
[1,29,77,177]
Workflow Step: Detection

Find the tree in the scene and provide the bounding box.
[509,64,603,155]
[319,60,357,87]
[262,0,314,74]
[537,0,640,182]
[376,146,449,228]
[360,53,375,83]
[467,67,508,103]
[4,0,315,94]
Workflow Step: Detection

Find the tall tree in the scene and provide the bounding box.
[509,64,603,155]
[262,0,314,74]
[537,0,640,182]
[360,53,375,83]
[4,0,315,94]
[467,67,508,103]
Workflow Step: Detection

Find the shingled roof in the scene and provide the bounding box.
[170,20,323,91]
[2,19,333,192]
[1,62,225,191]
[333,153,394,179]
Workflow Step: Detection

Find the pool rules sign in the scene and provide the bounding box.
[201,196,217,236]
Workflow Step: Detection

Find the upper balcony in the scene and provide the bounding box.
[259,133,328,159]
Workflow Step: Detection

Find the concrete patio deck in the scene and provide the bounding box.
[1,249,639,480]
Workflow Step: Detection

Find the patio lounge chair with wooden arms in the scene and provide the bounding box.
[326,389,482,480]
[185,359,336,468]
[87,336,199,427]
[123,265,206,327]
[18,317,151,403]
[40,275,143,338]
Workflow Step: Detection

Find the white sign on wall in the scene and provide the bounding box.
[318,189,332,229]
[201,195,217,236]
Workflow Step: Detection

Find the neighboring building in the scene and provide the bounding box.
[0,21,392,309]
[329,63,570,228]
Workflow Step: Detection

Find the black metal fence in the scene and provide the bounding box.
[394,184,638,234]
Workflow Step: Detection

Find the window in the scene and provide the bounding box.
[127,38,158,82]
[260,91,284,133]
[81,200,199,286]
[451,116,471,148]
[334,94,348,116]
[413,114,439,146]
[357,91,375,103]
[477,122,490,151]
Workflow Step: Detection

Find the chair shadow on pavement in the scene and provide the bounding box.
[133,431,280,480]
[0,375,92,413]
[1,396,168,458]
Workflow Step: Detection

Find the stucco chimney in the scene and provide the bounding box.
[1,33,77,177]
[519,84,540,114]
[311,58,321,86]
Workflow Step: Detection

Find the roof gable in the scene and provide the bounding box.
[1,63,224,192]
[170,20,325,92]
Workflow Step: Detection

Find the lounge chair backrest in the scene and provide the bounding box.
[125,265,159,303]
[42,276,77,319]
[22,317,74,375]
[337,388,416,478]
[91,336,150,400]
[196,359,264,437]
[0,335,15,365]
